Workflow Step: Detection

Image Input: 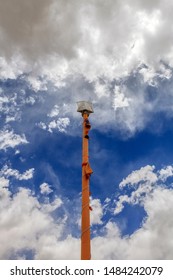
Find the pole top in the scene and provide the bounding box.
[76,101,94,115]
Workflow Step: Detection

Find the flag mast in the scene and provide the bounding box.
[77,101,94,260]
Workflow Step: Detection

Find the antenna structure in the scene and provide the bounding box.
[77,101,94,260]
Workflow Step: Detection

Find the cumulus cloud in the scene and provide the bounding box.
[112,86,131,110]
[115,166,157,214]
[90,198,103,225]
[115,165,173,214]
[1,164,173,259]
[40,183,53,195]
[42,198,63,213]
[126,187,173,259]
[0,184,79,259]
[0,176,9,188]
[1,165,34,181]
[92,222,128,260]
[93,188,173,259]
[119,165,158,188]
[92,165,173,259]
[47,105,60,118]
[0,130,28,150]
[158,166,173,182]
[1,1,173,135]
[48,118,70,133]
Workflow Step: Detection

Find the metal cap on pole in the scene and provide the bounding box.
[77,101,94,115]
[77,101,94,260]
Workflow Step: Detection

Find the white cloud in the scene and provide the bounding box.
[119,165,157,188]
[48,118,70,133]
[48,105,59,118]
[158,166,173,182]
[35,234,80,260]
[0,185,79,259]
[94,80,110,98]
[0,1,173,136]
[114,195,130,215]
[92,222,128,260]
[0,177,9,188]
[126,188,173,259]
[5,116,16,123]
[90,198,103,225]
[92,185,173,260]
[37,117,70,133]
[1,165,173,259]
[0,0,172,84]
[40,183,53,195]
[1,165,34,181]
[112,85,131,110]
[0,130,28,150]
[26,75,47,92]
[115,165,173,214]
[25,96,36,105]
[42,197,63,213]
[37,122,47,130]
[0,56,27,80]
[92,174,173,259]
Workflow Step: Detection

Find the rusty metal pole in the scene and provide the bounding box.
[81,112,93,260]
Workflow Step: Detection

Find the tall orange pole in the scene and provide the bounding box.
[81,112,93,260]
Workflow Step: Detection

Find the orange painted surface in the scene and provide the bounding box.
[81,113,93,260]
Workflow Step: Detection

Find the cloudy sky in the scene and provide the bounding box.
[1,0,173,260]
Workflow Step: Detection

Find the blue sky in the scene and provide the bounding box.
[1,0,173,260]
